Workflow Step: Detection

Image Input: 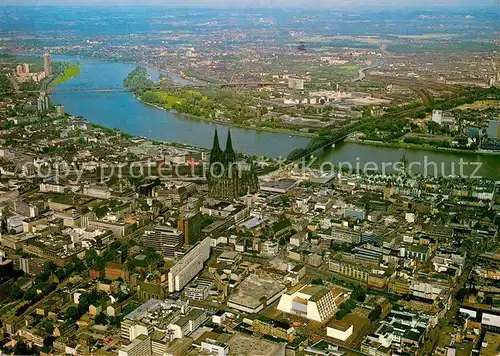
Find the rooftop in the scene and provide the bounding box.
[226,333,285,356]
[328,319,353,332]
[228,274,286,310]
[260,179,297,192]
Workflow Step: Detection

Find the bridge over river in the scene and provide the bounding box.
[4,80,283,96]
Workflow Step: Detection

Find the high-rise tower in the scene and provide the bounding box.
[43,53,53,76]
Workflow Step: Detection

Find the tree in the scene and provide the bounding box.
[122,303,138,316]
[335,308,349,320]
[84,250,99,267]
[280,195,291,205]
[64,306,80,321]
[35,270,50,284]
[108,316,122,327]
[110,240,122,250]
[0,216,8,234]
[311,278,323,285]
[123,67,154,91]
[24,288,41,301]
[67,257,85,274]
[335,298,357,319]
[352,286,367,302]
[426,121,441,134]
[13,341,30,355]
[43,336,55,348]
[368,305,382,322]
[43,320,54,334]
[10,285,24,300]
[55,268,67,281]
[95,312,108,325]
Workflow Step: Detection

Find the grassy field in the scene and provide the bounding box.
[387,41,497,53]
[455,100,500,110]
[394,33,459,39]
[50,64,80,87]
[308,65,360,85]
[145,91,185,108]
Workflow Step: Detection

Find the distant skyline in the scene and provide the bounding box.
[2,0,498,9]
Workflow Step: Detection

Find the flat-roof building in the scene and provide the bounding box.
[143,226,183,259]
[277,284,345,322]
[227,273,286,313]
[185,279,212,300]
[260,179,297,194]
[327,320,354,341]
[118,334,151,356]
[168,237,211,293]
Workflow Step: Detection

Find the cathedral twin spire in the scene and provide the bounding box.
[210,128,235,164]
[208,128,258,200]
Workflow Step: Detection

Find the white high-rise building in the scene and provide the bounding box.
[37,93,50,112]
[168,237,211,292]
[55,104,65,117]
[288,77,305,90]
[431,110,443,124]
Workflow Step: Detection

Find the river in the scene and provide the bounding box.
[50,55,309,158]
[49,55,498,178]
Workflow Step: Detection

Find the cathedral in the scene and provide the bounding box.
[207,129,258,201]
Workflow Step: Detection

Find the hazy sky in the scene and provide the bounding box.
[3,0,497,8]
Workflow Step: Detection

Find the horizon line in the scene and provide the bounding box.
[2,1,498,9]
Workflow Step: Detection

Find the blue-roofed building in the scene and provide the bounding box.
[361,233,382,245]
[238,217,267,229]
[466,126,480,137]
[344,208,366,221]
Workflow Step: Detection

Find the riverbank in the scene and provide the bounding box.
[136,95,316,139]
[49,64,81,87]
[345,138,500,156]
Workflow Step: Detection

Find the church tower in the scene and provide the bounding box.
[207,129,258,201]
[224,129,236,164]
[210,128,223,165]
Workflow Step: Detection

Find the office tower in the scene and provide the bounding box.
[288,76,305,90]
[487,119,500,139]
[43,53,53,76]
[55,104,65,117]
[143,226,183,259]
[177,211,202,245]
[23,63,30,73]
[37,93,50,112]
